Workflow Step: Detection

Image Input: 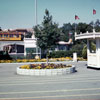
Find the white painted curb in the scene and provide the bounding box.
[17,65,76,76]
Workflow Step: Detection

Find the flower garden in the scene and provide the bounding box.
[17,63,75,76]
[20,63,72,69]
[0,57,86,63]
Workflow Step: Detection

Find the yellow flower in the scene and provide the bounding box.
[6,60,12,63]
[20,65,30,69]
[0,60,5,63]
[22,59,28,62]
[37,66,41,69]
[17,59,22,62]
[29,59,35,62]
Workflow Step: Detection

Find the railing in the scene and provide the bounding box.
[75,29,100,40]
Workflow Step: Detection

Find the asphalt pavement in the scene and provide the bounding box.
[0,61,100,100]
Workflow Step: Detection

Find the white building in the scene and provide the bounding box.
[0,29,41,59]
[24,34,41,58]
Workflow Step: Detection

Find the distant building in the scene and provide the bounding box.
[0,29,24,41]
[0,28,72,59]
[0,28,41,59]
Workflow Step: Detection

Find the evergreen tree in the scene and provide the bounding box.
[34,9,61,62]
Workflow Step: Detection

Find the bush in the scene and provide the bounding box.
[82,45,87,59]
[0,51,12,60]
[49,51,69,58]
[70,43,84,57]
[49,50,82,58]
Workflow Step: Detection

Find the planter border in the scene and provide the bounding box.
[17,65,76,76]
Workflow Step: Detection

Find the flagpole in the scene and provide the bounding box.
[75,15,76,33]
[75,15,79,33]
[75,23,76,33]
[93,9,94,30]
[93,9,96,31]
[75,22,77,38]
[75,15,80,37]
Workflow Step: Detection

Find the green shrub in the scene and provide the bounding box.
[49,51,68,58]
[82,45,87,59]
[49,50,82,58]
[0,51,12,60]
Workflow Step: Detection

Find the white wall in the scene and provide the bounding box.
[87,39,100,68]
[24,38,37,48]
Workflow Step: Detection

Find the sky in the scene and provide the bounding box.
[0,0,100,29]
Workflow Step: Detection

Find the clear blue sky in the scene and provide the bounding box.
[0,0,100,29]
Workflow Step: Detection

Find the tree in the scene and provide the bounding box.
[34,9,61,62]
[95,19,100,26]
[61,23,75,42]
[95,19,100,32]
[82,45,87,59]
[25,32,32,38]
[76,23,88,33]
[0,27,2,31]
[89,19,100,32]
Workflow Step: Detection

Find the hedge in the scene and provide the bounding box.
[49,50,82,58]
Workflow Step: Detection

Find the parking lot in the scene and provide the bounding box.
[0,61,100,99]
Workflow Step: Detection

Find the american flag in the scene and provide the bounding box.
[93,9,96,15]
[75,15,80,20]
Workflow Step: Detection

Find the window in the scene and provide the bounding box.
[4,34,8,37]
[89,40,96,53]
[26,48,36,53]
[26,48,41,54]
[16,34,19,37]
[0,34,2,37]
[9,34,13,37]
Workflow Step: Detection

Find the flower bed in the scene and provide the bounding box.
[0,57,87,63]
[20,63,72,69]
[0,57,72,63]
[17,64,76,76]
